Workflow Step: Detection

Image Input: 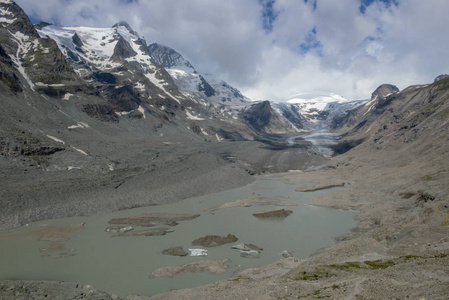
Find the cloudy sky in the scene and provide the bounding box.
[15,0,449,101]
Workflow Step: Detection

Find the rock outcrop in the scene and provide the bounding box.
[253,208,293,218]
[162,246,189,256]
[191,234,238,247]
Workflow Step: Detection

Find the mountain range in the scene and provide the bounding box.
[2,0,449,299]
[0,0,337,229]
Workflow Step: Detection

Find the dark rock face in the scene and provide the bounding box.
[0,1,40,38]
[198,75,215,97]
[371,84,399,101]
[0,42,22,92]
[222,81,245,99]
[111,36,137,60]
[241,100,274,132]
[148,42,194,69]
[25,37,77,84]
[240,100,296,134]
[191,234,238,247]
[93,72,117,84]
[275,103,304,130]
[71,33,83,48]
[82,104,119,123]
[107,85,141,111]
[0,1,78,87]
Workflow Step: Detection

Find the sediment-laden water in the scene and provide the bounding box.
[0,176,357,298]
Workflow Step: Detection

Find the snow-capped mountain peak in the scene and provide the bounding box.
[280,92,367,128]
[112,21,140,38]
[148,43,251,107]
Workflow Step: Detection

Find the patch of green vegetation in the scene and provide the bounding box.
[293,269,333,281]
[364,259,396,269]
[401,255,421,262]
[328,261,362,270]
[433,253,448,259]
[433,76,449,91]
[421,174,433,181]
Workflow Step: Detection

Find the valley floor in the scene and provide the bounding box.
[1,133,448,299]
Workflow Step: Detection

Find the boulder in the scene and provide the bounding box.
[162,246,188,257]
[231,243,263,252]
[192,234,238,247]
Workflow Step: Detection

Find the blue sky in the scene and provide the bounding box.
[15,0,449,101]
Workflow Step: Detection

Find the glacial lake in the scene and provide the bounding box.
[0,175,357,298]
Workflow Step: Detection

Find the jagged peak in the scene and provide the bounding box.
[0,0,39,37]
[148,42,193,69]
[371,84,399,101]
[434,74,449,83]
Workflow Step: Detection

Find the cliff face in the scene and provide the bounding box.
[241,100,300,134]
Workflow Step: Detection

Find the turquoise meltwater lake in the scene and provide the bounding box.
[0,175,357,298]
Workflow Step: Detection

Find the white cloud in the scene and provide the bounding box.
[15,0,449,101]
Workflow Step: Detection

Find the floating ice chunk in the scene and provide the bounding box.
[189,249,208,256]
